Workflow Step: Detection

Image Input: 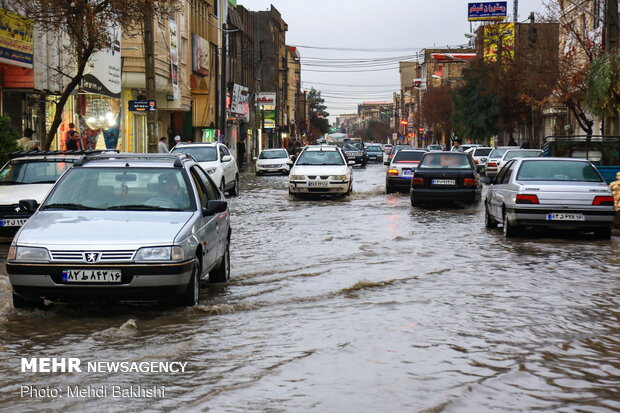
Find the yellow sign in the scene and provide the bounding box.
[483,23,514,63]
[0,8,34,68]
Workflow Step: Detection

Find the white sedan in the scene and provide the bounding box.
[255,148,290,175]
[289,145,354,196]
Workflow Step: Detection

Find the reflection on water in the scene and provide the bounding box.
[0,164,618,412]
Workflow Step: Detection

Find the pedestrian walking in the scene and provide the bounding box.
[16,128,37,151]
[236,137,246,168]
[158,137,169,153]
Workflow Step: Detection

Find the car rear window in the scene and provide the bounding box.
[504,150,542,160]
[390,145,412,154]
[516,160,603,182]
[393,151,425,162]
[366,146,382,152]
[473,148,492,156]
[489,148,509,158]
[419,154,472,169]
[0,160,73,184]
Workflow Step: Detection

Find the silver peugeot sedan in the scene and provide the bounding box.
[6,153,231,308]
[484,157,615,238]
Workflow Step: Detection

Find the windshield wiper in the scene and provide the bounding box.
[42,203,101,210]
[30,180,57,184]
[106,204,184,211]
[0,181,25,185]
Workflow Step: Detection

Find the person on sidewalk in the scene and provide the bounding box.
[158,137,169,153]
[236,137,246,169]
[16,128,37,151]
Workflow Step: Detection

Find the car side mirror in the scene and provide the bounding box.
[348,160,356,165]
[221,155,232,162]
[287,160,294,165]
[203,200,228,216]
[19,199,39,213]
[480,176,492,185]
[252,156,257,161]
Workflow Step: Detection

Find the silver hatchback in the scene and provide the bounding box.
[484,158,615,238]
[6,153,231,308]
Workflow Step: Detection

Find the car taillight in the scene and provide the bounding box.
[487,162,497,167]
[387,168,399,176]
[474,160,479,164]
[411,177,424,186]
[463,178,477,186]
[515,194,540,204]
[592,196,614,206]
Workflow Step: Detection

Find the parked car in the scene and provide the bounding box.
[255,148,290,175]
[386,150,427,193]
[384,144,413,165]
[382,144,394,164]
[364,144,384,163]
[6,153,231,308]
[410,152,482,205]
[426,144,444,151]
[495,149,543,172]
[171,142,239,196]
[484,146,520,178]
[451,143,481,152]
[289,145,354,196]
[484,157,615,238]
[343,140,367,167]
[0,153,87,236]
[464,146,493,172]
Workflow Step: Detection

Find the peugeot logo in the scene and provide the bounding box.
[84,252,100,263]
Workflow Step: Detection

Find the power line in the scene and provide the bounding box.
[302,81,400,87]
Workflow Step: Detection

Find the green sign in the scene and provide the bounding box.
[228,0,237,6]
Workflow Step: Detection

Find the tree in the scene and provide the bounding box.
[307,88,330,138]
[0,115,19,165]
[364,119,390,141]
[13,0,178,150]
[421,85,452,139]
[586,53,620,121]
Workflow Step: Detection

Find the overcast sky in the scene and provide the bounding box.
[238,0,551,121]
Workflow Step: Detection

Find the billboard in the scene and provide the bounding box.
[230,83,249,121]
[257,92,276,105]
[483,23,515,63]
[0,8,34,68]
[192,34,210,76]
[169,19,179,100]
[81,25,121,97]
[468,2,508,21]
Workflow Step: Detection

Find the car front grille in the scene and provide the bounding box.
[49,250,136,262]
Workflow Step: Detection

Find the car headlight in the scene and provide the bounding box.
[134,246,184,261]
[332,175,348,180]
[13,246,50,262]
[290,175,304,180]
[205,168,217,175]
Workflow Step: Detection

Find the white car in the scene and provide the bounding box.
[0,154,81,236]
[289,145,354,196]
[485,146,520,178]
[465,146,493,171]
[495,149,543,172]
[255,148,290,175]
[171,142,239,196]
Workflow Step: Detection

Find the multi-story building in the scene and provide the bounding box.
[285,46,301,144]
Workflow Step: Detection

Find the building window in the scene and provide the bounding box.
[181,37,187,64]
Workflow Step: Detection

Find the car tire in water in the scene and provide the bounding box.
[219,179,225,195]
[12,292,43,309]
[485,204,497,228]
[229,175,239,196]
[178,259,200,306]
[386,184,393,194]
[502,212,519,238]
[594,227,612,240]
[209,244,230,283]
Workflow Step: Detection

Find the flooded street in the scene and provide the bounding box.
[1,163,619,412]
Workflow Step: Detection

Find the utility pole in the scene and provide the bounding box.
[605,0,619,135]
[513,0,518,23]
[144,3,158,153]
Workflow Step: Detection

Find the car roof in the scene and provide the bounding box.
[516,157,588,162]
[9,155,82,162]
[77,153,196,169]
[172,142,218,148]
[398,149,427,153]
[261,148,286,151]
[303,145,340,151]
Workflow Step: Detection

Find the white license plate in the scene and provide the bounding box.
[546,213,585,221]
[403,169,413,176]
[308,181,328,187]
[0,219,28,227]
[62,269,122,283]
[432,179,456,185]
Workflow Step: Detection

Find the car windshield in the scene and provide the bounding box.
[428,145,442,150]
[0,160,73,185]
[43,168,193,211]
[393,151,425,162]
[473,148,492,156]
[171,146,217,162]
[504,150,542,160]
[260,150,288,159]
[419,154,472,169]
[366,146,382,152]
[344,142,363,151]
[516,160,603,182]
[296,150,344,166]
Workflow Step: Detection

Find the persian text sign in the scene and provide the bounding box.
[468,2,507,21]
[0,8,34,68]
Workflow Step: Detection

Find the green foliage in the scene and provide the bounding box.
[0,115,19,166]
[365,119,390,141]
[586,53,620,118]
[308,88,330,135]
[451,62,502,141]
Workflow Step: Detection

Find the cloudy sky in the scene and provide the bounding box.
[237,0,551,121]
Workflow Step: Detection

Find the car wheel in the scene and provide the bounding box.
[256,171,262,176]
[209,244,230,283]
[410,194,416,207]
[502,212,519,238]
[12,292,43,309]
[386,183,393,194]
[594,227,612,239]
[178,259,200,306]
[229,175,239,196]
[219,178,225,195]
[485,204,497,228]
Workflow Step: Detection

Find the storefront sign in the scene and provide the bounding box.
[192,35,210,76]
[230,83,249,121]
[468,2,507,21]
[0,8,34,68]
[129,100,156,112]
[81,25,121,97]
[262,110,275,129]
[257,92,276,105]
[169,19,180,100]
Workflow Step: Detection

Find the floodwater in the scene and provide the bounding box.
[0,163,618,412]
